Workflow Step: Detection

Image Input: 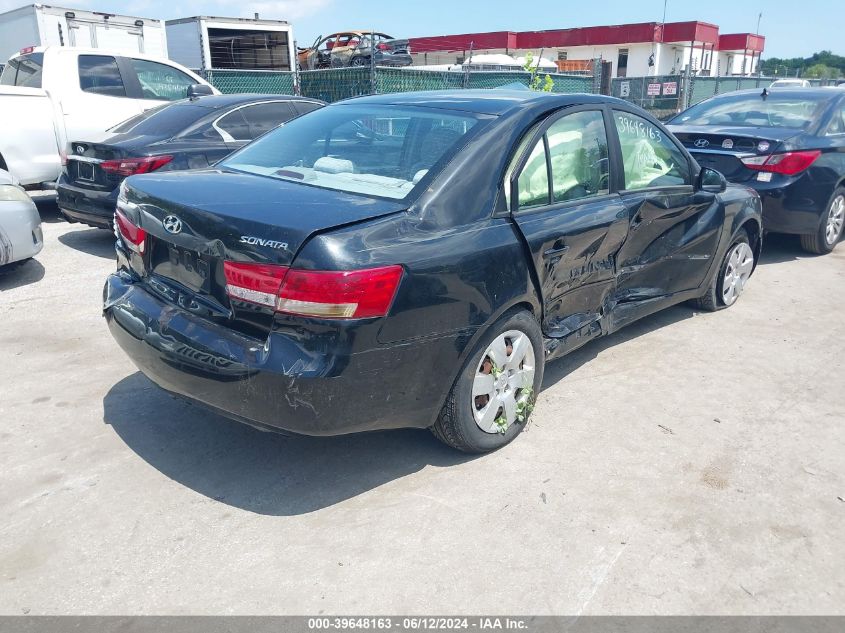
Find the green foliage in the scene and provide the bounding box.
[515,388,535,424]
[761,50,844,79]
[522,51,554,92]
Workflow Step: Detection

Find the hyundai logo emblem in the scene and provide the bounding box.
[694,139,710,148]
[162,215,183,235]
[76,145,85,154]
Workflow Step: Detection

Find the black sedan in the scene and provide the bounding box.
[668,88,845,254]
[103,91,761,453]
[57,94,324,229]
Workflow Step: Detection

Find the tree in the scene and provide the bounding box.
[522,51,554,92]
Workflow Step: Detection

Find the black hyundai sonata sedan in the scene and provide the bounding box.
[668,88,845,254]
[104,91,762,453]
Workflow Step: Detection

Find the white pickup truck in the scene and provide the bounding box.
[0,46,217,186]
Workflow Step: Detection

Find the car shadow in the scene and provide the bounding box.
[542,304,694,390]
[757,232,819,265]
[32,193,64,224]
[58,228,115,259]
[103,372,476,516]
[0,258,46,291]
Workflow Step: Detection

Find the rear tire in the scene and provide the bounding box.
[800,188,845,255]
[431,309,544,453]
[690,231,754,312]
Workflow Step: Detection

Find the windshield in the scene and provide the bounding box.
[221,104,485,200]
[0,53,44,88]
[672,92,832,130]
[110,102,206,136]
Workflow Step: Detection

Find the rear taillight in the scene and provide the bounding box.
[377,43,390,51]
[101,155,173,177]
[741,150,821,176]
[223,261,289,309]
[115,209,147,254]
[223,262,403,319]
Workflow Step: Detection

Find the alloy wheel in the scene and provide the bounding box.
[722,242,755,306]
[472,330,536,434]
[825,195,845,246]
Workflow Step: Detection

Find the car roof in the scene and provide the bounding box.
[707,87,842,100]
[176,94,322,110]
[338,89,625,115]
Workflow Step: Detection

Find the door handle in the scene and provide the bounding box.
[543,244,569,258]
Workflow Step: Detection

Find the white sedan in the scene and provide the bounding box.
[0,169,43,267]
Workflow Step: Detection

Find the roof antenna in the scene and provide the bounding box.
[761,88,768,99]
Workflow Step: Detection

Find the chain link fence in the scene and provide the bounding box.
[611,76,685,120]
[196,69,296,95]
[197,65,597,102]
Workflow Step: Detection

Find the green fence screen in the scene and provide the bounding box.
[197,66,596,103]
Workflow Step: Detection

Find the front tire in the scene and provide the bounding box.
[800,188,845,255]
[432,310,544,453]
[690,231,755,312]
[350,56,369,67]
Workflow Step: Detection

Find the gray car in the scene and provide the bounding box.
[0,170,43,267]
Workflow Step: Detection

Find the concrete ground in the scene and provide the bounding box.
[1,200,843,615]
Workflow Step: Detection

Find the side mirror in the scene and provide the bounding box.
[698,167,727,193]
[187,83,214,100]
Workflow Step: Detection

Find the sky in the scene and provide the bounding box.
[0,0,841,59]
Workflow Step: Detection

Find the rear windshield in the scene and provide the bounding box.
[221,104,485,200]
[110,102,208,136]
[672,92,833,130]
[0,53,44,88]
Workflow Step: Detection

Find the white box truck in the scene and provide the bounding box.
[0,4,167,64]
[166,15,295,72]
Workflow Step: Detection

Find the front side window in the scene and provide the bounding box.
[547,110,610,202]
[130,59,196,101]
[614,111,689,190]
[78,55,126,97]
[221,104,483,200]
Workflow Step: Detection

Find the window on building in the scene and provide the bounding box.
[617,48,629,78]
[557,51,568,61]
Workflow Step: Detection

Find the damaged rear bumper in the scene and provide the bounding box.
[103,272,461,436]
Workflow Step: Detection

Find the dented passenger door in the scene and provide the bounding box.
[610,109,723,303]
[509,107,628,339]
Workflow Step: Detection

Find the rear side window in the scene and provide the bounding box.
[240,102,296,138]
[293,101,323,116]
[111,103,207,136]
[0,53,44,88]
[78,55,126,96]
[215,109,251,141]
[129,59,196,101]
[547,110,610,202]
[614,111,690,190]
[517,138,550,209]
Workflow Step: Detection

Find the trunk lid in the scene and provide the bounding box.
[382,38,410,53]
[668,125,804,182]
[67,137,169,190]
[123,168,406,336]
